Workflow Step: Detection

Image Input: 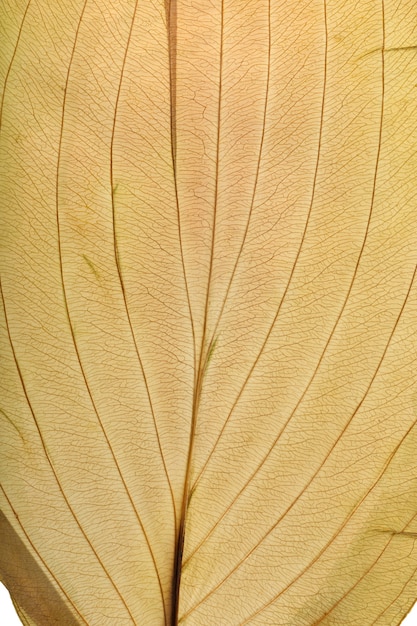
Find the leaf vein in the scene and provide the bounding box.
[55,2,165,618]
[0,279,135,623]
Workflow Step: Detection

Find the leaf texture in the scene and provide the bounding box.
[1,0,417,624]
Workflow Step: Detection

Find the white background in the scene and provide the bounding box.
[1,581,417,624]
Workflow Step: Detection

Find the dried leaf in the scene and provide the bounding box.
[1,0,417,624]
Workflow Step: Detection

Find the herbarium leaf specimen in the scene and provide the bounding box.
[1,0,417,624]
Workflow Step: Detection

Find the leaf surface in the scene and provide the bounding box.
[1,0,417,624]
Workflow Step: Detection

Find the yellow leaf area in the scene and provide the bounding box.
[1,0,417,624]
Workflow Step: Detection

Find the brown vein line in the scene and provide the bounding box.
[165,0,197,380]
[171,5,225,624]
[312,513,417,625]
[241,430,417,623]
[192,0,329,490]
[55,2,166,618]
[109,0,177,547]
[166,0,177,166]
[199,0,225,369]
[204,0,271,355]
[0,0,32,133]
[180,262,417,621]
[0,408,23,441]
[0,279,135,623]
[186,0,386,562]
[0,484,88,625]
[165,0,177,162]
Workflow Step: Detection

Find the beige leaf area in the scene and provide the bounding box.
[1,0,417,624]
